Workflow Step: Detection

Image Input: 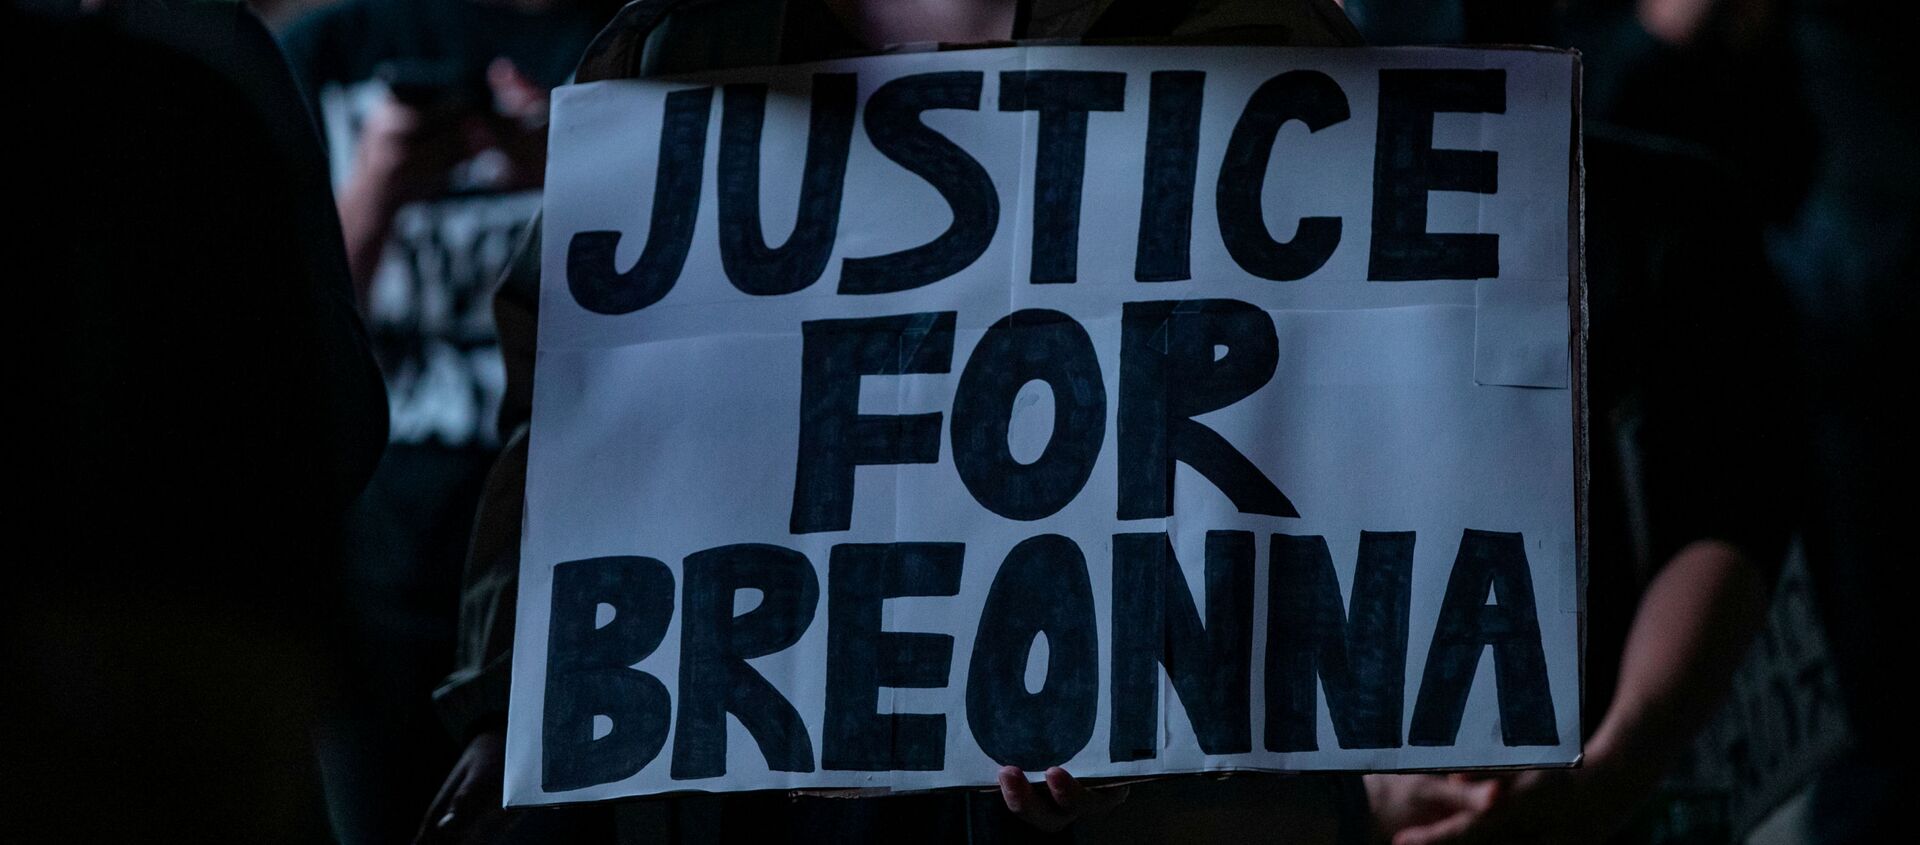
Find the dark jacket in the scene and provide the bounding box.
[432,1,1364,842]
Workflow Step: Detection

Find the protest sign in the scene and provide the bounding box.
[513,45,1583,805]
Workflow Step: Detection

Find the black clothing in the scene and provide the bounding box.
[14,3,386,636]
[9,5,386,842]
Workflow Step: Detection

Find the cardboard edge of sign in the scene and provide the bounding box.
[510,752,1589,808]
[1568,44,1592,791]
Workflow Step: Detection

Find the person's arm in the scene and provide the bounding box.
[414,724,518,845]
[1374,538,1768,845]
[415,223,543,845]
[335,96,483,301]
[413,429,527,845]
[1583,538,1766,787]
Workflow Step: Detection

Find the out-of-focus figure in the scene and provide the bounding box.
[5,1,388,842]
[1348,2,1809,843]
[1760,3,1917,840]
[1560,2,1916,839]
[275,1,618,841]
[1366,126,1795,845]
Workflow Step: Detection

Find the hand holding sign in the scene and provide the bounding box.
[414,728,517,845]
[1372,767,1640,845]
[997,766,1130,832]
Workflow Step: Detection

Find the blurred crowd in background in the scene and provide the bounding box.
[5,0,1909,843]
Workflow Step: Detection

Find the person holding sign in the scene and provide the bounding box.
[420,1,1383,843]
[1364,136,1792,845]
[1347,9,1796,842]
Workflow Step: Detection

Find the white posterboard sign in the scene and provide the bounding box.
[514,45,1582,806]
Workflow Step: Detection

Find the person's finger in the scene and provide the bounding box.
[1477,777,1503,809]
[487,58,548,119]
[1429,776,1500,813]
[1041,766,1128,814]
[998,767,1042,814]
[409,806,446,845]
[1392,809,1480,845]
[1042,767,1095,811]
[412,764,470,845]
[999,766,1071,832]
[412,806,465,845]
[426,763,464,816]
[1397,782,1516,845]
